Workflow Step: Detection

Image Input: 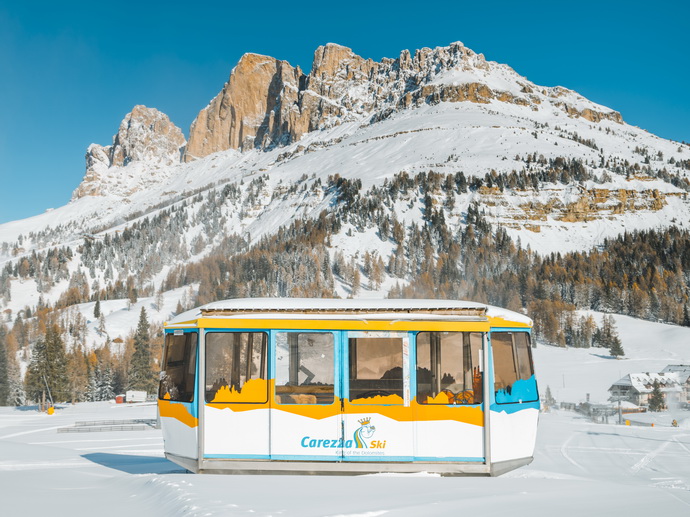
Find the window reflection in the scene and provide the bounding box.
[159,332,197,402]
[416,332,483,405]
[349,337,404,404]
[275,332,335,404]
[205,332,267,403]
[493,332,537,404]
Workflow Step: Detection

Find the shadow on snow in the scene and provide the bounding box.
[82,453,186,475]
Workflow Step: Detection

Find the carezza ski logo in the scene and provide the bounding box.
[353,417,376,448]
[300,417,387,449]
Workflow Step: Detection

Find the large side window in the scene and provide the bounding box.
[159,332,197,402]
[275,332,335,405]
[349,337,404,404]
[492,332,537,404]
[206,332,268,403]
[416,332,483,405]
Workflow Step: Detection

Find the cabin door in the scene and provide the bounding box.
[413,331,486,461]
[270,331,343,460]
[342,331,415,461]
[202,331,271,459]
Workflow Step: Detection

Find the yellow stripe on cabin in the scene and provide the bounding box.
[158,399,198,428]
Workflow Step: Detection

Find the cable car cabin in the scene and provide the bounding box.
[158,298,539,476]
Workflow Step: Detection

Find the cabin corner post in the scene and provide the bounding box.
[197,327,206,471]
[482,332,492,471]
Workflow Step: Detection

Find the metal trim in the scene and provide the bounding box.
[482,332,492,467]
[197,328,206,468]
[196,458,492,476]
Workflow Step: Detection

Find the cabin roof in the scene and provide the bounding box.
[167,298,532,326]
[610,372,682,393]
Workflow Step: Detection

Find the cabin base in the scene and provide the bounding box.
[165,452,533,477]
[489,456,534,476]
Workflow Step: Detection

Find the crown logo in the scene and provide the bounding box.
[358,417,371,426]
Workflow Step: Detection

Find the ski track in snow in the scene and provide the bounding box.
[559,433,587,473]
[630,438,674,474]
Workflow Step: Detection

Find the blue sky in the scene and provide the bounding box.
[1,0,688,224]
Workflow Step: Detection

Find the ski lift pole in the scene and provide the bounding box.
[41,373,54,407]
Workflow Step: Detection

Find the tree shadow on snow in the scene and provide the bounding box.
[589,353,622,360]
[13,403,70,412]
[82,453,187,475]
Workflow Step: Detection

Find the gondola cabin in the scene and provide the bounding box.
[158,298,539,475]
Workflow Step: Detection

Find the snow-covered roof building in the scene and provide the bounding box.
[661,364,690,384]
[609,370,684,408]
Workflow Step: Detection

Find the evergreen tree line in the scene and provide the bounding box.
[3,153,688,311]
[0,307,158,406]
[151,170,688,354]
[5,164,690,403]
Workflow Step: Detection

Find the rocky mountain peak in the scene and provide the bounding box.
[180,41,623,162]
[73,105,185,199]
[183,54,302,161]
[110,105,185,167]
[311,43,362,78]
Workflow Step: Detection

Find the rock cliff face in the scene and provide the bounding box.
[74,105,185,198]
[184,54,303,160]
[184,42,623,161]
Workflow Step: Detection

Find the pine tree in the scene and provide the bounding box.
[352,266,361,296]
[0,325,9,405]
[7,356,26,406]
[648,380,665,411]
[87,365,99,401]
[24,325,68,403]
[97,313,107,336]
[544,385,556,409]
[155,290,164,312]
[66,347,89,403]
[98,366,115,401]
[127,307,155,393]
[93,300,101,319]
[580,315,596,348]
[88,363,115,401]
[609,334,625,358]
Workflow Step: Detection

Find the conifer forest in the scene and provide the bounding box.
[2,167,690,405]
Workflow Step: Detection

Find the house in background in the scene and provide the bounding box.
[661,365,690,402]
[608,368,685,408]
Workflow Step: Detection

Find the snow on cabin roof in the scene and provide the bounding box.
[167,298,532,325]
[611,372,682,394]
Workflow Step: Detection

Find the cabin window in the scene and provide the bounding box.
[349,337,404,404]
[159,332,197,402]
[275,332,335,404]
[205,332,268,403]
[492,332,537,404]
[416,332,483,405]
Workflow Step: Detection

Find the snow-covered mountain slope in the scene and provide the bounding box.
[2,41,690,326]
[3,98,689,252]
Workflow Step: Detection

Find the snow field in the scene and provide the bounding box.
[0,403,689,516]
[534,312,690,405]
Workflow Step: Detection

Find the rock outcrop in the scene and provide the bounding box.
[184,54,303,161]
[73,106,185,198]
[184,42,623,161]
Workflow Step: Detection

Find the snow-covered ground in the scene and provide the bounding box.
[0,403,688,516]
[2,311,690,516]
